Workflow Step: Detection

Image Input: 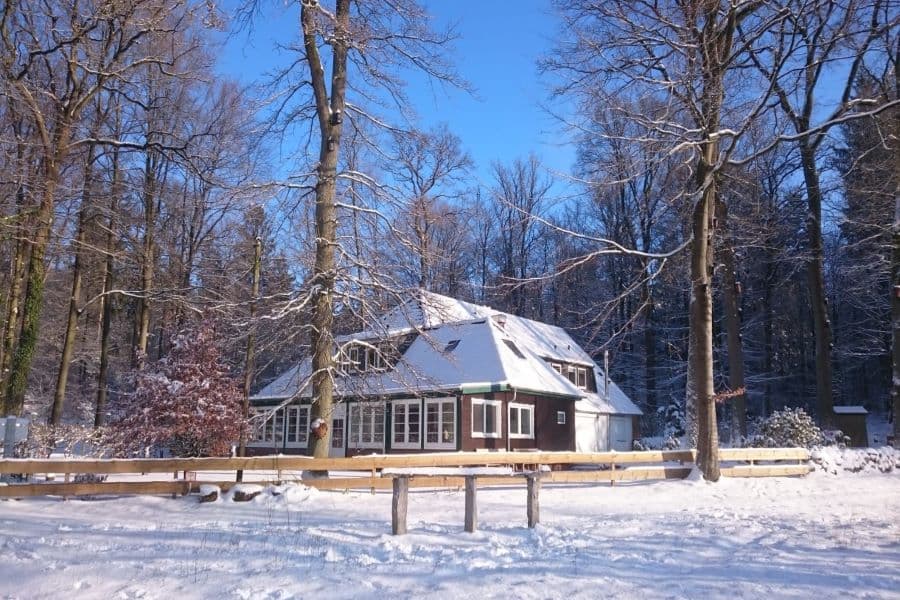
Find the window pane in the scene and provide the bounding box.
[374,407,384,443]
[274,409,284,443]
[510,407,519,434]
[426,403,439,443]
[522,408,532,436]
[485,404,496,434]
[299,408,309,444]
[441,402,454,444]
[350,405,360,444]
[362,407,373,442]
[394,404,406,443]
[331,418,344,448]
[473,403,484,434]
[409,404,420,443]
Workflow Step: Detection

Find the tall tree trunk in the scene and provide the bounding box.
[641,276,656,417]
[5,156,62,416]
[50,145,98,425]
[762,265,774,417]
[0,228,28,412]
[95,144,122,428]
[237,237,262,481]
[799,143,835,425]
[304,0,351,461]
[893,78,900,449]
[718,201,747,443]
[690,169,720,480]
[133,152,159,365]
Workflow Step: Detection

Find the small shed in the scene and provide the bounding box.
[832,406,868,447]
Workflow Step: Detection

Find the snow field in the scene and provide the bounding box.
[0,469,897,599]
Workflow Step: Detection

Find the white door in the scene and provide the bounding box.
[609,417,632,451]
[575,413,609,452]
[329,404,346,458]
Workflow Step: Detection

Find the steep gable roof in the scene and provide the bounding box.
[252,290,641,415]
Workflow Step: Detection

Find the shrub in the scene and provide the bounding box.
[107,322,247,457]
[749,407,825,448]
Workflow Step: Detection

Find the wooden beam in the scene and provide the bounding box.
[0,480,191,498]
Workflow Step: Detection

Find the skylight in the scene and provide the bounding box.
[503,339,526,359]
[444,339,460,353]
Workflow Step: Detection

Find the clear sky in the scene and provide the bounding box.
[217,0,576,192]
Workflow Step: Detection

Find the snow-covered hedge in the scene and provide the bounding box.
[811,446,900,474]
[748,407,826,449]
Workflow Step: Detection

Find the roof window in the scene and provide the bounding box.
[444,339,460,353]
[503,339,526,359]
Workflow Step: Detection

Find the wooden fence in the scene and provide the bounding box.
[0,447,811,499]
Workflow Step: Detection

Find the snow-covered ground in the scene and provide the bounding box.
[1,464,898,600]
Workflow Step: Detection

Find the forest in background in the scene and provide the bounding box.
[0,0,897,466]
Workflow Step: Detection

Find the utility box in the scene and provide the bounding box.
[832,406,868,447]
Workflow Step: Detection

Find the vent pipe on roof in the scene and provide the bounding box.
[492,313,507,329]
[604,350,610,400]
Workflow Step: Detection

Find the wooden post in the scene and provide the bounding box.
[392,476,408,535]
[526,472,540,528]
[464,475,477,533]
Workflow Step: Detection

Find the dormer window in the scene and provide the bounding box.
[343,341,392,373]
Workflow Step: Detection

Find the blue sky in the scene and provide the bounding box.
[217,0,576,191]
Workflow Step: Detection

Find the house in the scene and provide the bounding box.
[247,291,641,457]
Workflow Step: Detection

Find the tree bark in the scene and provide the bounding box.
[304,0,351,460]
[799,143,835,426]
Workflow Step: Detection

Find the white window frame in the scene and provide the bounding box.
[471,398,502,439]
[348,345,362,371]
[348,402,385,449]
[284,405,310,448]
[250,408,275,443]
[424,397,457,450]
[551,362,562,375]
[557,410,567,425]
[392,399,422,450]
[576,367,587,390]
[508,402,535,439]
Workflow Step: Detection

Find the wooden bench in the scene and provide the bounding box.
[382,467,542,535]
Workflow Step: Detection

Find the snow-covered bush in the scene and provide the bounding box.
[107,322,247,457]
[748,407,825,448]
[24,423,107,458]
[811,446,900,474]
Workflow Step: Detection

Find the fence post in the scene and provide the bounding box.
[526,472,541,528]
[464,475,477,533]
[392,476,408,535]
[2,417,16,459]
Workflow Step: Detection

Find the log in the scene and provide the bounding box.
[464,475,477,533]
[392,475,408,535]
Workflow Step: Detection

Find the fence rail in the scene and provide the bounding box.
[0,447,811,498]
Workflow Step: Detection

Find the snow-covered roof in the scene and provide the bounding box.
[575,367,642,416]
[833,406,868,415]
[253,290,641,415]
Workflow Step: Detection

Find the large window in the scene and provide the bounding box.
[392,399,422,449]
[425,398,456,450]
[471,399,502,438]
[349,403,385,449]
[285,405,310,447]
[251,408,275,443]
[508,403,534,439]
[565,365,588,390]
